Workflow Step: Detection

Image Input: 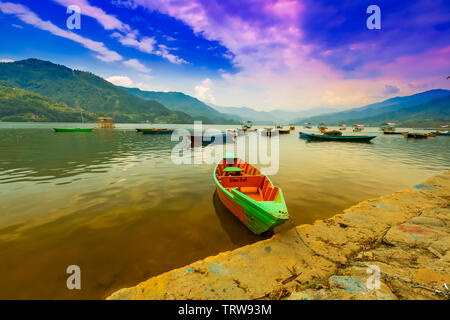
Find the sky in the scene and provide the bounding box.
[0,0,449,111]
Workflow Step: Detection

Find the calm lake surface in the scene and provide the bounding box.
[0,122,448,299]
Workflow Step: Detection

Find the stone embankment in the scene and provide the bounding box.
[108,171,450,300]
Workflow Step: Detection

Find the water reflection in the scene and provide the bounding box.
[0,129,176,184]
[212,191,273,246]
[0,123,448,299]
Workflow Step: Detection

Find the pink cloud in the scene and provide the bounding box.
[364,46,450,79]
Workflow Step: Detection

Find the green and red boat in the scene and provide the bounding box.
[53,128,93,132]
[214,155,289,234]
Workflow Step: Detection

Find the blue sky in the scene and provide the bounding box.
[0,0,449,110]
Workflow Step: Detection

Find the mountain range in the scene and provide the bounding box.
[209,104,336,124]
[121,87,239,124]
[0,59,193,123]
[0,58,448,126]
[295,89,450,127]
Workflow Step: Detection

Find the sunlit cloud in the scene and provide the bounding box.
[106,75,133,87]
[194,78,216,104]
[123,58,151,73]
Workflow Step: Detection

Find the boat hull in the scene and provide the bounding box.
[214,157,289,234]
[299,132,376,142]
[383,131,405,135]
[189,134,233,146]
[431,131,450,136]
[53,128,93,132]
[137,128,174,134]
[215,186,288,235]
[403,133,428,139]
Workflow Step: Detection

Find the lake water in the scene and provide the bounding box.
[0,122,448,299]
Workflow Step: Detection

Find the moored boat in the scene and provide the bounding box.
[319,128,342,136]
[136,128,173,134]
[261,128,277,137]
[402,132,428,139]
[352,124,364,132]
[189,133,233,146]
[241,120,253,131]
[214,154,289,234]
[317,123,327,130]
[278,128,290,134]
[54,110,93,132]
[380,122,396,133]
[53,128,93,132]
[96,117,115,129]
[299,132,376,142]
[430,130,450,136]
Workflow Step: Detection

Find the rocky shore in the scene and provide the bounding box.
[108,171,450,300]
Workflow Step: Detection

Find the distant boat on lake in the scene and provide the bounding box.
[299,132,375,142]
[53,128,93,133]
[136,128,173,134]
[189,133,234,146]
[317,123,327,130]
[96,117,115,129]
[54,110,92,133]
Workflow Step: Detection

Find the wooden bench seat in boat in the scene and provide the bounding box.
[217,175,279,202]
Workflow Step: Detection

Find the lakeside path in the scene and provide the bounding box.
[108,171,450,300]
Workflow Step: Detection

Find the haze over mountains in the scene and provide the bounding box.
[0,59,448,127]
[209,105,337,124]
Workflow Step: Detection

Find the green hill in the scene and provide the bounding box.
[345,95,450,127]
[0,59,193,123]
[0,85,97,122]
[295,89,450,125]
[122,87,239,124]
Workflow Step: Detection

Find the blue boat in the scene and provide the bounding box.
[430,131,450,136]
[299,132,376,142]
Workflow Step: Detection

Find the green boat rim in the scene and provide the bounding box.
[213,154,289,234]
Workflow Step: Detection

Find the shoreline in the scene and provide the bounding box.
[108,171,450,300]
